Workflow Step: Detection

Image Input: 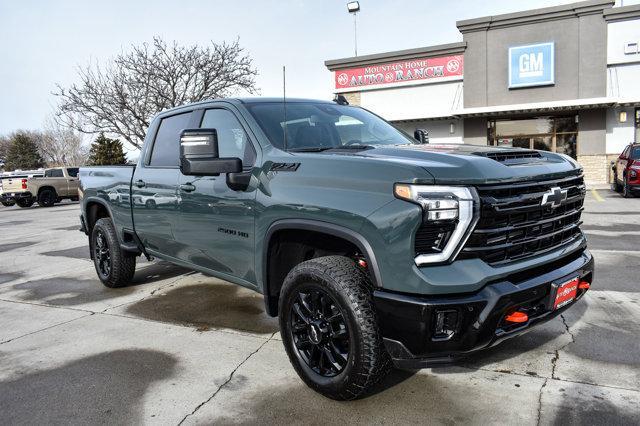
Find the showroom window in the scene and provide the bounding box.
[488,115,578,159]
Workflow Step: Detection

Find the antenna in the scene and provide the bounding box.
[283,65,287,152]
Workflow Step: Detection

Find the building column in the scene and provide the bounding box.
[577,109,607,184]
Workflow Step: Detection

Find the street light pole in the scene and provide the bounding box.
[347,2,360,57]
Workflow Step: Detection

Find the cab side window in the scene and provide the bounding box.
[46,169,63,178]
[201,109,256,166]
[149,112,192,167]
[67,168,79,177]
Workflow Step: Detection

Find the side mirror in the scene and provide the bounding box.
[414,129,429,144]
[179,129,242,176]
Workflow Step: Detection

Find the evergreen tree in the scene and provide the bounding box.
[4,132,45,171]
[88,133,127,165]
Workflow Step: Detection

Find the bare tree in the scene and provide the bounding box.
[54,37,259,149]
[37,120,90,166]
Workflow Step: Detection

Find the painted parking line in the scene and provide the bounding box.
[590,189,604,202]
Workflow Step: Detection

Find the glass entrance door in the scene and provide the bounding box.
[488,115,578,159]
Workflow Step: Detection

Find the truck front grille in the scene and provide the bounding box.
[459,174,586,265]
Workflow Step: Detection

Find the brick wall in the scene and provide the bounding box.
[577,154,613,185]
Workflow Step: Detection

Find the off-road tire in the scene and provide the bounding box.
[279,255,391,400]
[91,218,136,288]
[1,200,15,207]
[16,198,34,208]
[37,188,57,207]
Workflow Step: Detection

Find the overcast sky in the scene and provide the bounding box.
[0,0,636,137]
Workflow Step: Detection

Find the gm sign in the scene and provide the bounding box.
[508,42,555,89]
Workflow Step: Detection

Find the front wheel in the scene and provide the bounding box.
[279,256,390,400]
[91,218,136,288]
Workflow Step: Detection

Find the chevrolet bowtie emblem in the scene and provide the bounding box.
[541,186,568,209]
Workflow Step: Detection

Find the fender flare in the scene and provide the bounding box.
[262,219,383,316]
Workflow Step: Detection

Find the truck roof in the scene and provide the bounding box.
[156,97,335,116]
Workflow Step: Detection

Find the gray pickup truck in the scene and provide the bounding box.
[79,98,592,400]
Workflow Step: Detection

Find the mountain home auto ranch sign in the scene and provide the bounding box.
[334,55,463,90]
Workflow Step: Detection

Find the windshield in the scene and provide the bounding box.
[631,146,640,159]
[245,102,414,151]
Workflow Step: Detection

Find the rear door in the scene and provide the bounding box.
[132,110,194,258]
[44,168,67,196]
[176,106,258,284]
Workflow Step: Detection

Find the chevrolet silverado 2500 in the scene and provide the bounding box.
[79,98,593,400]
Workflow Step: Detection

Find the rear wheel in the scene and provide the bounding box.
[16,198,34,208]
[1,200,15,207]
[37,188,57,207]
[279,256,390,400]
[91,218,136,288]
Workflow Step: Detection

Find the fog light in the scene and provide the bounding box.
[434,309,458,340]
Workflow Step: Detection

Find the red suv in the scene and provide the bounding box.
[612,143,640,198]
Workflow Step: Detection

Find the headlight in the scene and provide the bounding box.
[394,184,478,265]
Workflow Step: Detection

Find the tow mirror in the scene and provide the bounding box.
[179,128,242,176]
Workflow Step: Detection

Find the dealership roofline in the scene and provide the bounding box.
[603,3,640,22]
[324,42,466,71]
[456,0,614,33]
[453,97,640,117]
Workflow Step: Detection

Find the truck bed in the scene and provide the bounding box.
[79,165,136,236]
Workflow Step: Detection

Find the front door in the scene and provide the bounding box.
[176,107,258,285]
[132,110,192,259]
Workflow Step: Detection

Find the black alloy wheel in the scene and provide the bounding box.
[16,198,34,208]
[279,256,391,400]
[91,218,136,288]
[38,189,56,207]
[94,228,112,280]
[289,286,350,377]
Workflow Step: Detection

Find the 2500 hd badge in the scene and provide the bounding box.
[79,97,592,400]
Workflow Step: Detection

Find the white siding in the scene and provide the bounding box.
[359,81,463,121]
[392,119,464,145]
[606,107,636,154]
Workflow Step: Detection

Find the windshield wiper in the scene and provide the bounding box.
[288,146,334,152]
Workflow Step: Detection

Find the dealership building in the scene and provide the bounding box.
[325,0,640,183]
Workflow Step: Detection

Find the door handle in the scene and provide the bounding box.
[179,183,196,192]
[134,179,146,188]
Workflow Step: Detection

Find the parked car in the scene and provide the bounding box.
[28,167,80,207]
[612,143,640,198]
[79,98,592,400]
[0,171,44,207]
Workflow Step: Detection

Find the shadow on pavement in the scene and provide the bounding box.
[0,272,23,285]
[0,241,37,253]
[0,349,177,425]
[9,261,189,306]
[41,245,90,260]
[125,282,279,334]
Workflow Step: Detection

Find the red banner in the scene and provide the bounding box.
[334,55,463,90]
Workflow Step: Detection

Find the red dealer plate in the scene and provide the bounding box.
[554,277,579,310]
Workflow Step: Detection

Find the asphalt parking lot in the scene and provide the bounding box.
[0,190,639,425]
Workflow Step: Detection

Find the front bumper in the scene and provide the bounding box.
[373,248,593,369]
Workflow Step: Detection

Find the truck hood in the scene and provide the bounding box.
[306,143,583,185]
